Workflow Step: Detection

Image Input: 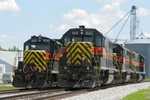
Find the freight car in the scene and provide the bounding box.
[58,25,145,89]
[12,35,62,88]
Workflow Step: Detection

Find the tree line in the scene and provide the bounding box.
[0,45,19,52]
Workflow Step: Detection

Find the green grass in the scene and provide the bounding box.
[0,83,11,85]
[0,86,17,90]
[0,83,18,90]
[122,87,150,100]
[145,77,150,81]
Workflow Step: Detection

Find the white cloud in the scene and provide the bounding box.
[48,25,53,29]
[57,2,149,38]
[137,8,150,17]
[63,8,88,20]
[0,0,20,13]
[57,24,70,33]
[101,2,124,18]
[60,5,125,34]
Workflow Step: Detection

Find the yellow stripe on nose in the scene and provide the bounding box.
[23,50,47,71]
[66,42,93,66]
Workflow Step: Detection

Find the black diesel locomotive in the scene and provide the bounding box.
[12,35,62,88]
[58,25,145,88]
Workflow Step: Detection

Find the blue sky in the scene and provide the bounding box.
[0,0,150,49]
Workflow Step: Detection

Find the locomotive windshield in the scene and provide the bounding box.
[25,43,51,51]
[31,43,50,51]
[72,37,82,42]
[64,35,93,46]
[72,36,93,42]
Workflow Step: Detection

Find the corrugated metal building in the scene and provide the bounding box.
[125,33,150,77]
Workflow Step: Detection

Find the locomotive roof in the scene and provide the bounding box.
[24,35,55,44]
[113,43,140,55]
[61,25,112,42]
[113,43,123,48]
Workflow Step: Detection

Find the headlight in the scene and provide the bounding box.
[87,66,90,70]
[64,66,67,69]
[19,69,22,72]
[39,70,41,72]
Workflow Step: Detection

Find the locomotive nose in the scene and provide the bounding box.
[66,42,92,67]
[23,50,47,72]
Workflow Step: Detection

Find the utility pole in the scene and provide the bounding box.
[130,5,137,40]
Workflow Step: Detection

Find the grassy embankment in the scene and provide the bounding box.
[122,87,150,100]
[144,77,150,81]
[123,77,150,100]
[0,83,18,90]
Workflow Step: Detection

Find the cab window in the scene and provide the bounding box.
[84,37,93,42]
[64,37,70,46]
[25,45,29,50]
[95,37,102,46]
[72,37,82,42]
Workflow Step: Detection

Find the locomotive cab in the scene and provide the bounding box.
[12,35,62,88]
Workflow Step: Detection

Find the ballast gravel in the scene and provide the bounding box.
[62,82,150,100]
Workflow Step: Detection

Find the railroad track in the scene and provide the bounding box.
[0,89,20,94]
[0,81,148,100]
[0,87,109,100]
[33,89,87,100]
[0,88,39,95]
[0,88,88,100]
[0,89,65,100]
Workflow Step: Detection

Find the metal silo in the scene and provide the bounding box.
[125,33,150,77]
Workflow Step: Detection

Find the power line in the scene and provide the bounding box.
[114,12,131,43]
[104,10,131,36]
[139,24,143,33]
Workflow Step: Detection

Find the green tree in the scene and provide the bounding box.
[0,45,7,51]
[8,46,19,51]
